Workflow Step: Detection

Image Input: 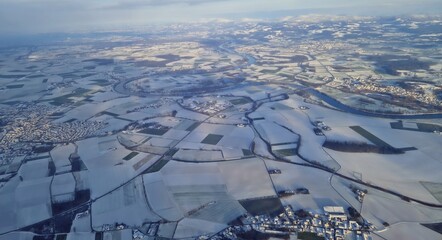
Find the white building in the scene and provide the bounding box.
[323,206,347,221]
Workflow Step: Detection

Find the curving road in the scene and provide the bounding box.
[242,93,442,208]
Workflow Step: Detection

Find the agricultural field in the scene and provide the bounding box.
[0,15,441,240]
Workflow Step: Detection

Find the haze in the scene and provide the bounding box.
[0,0,441,34]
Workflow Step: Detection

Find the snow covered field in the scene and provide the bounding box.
[218,158,276,200]
[375,222,441,240]
[91,176,161,230]
[326,149,442,204]
[50,143,75,174]
[265,160,350,212]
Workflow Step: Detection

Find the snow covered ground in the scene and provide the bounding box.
[0,232,35,240]
[326,149,442,204]
[17,158,49,180]
[218,158,276,200]
[265,160,350,212]
[0,168,54,233]
[324,126,370,143]
[116,156,268,236]
[143,172,183,221]
[362,192,442,228]
[76,135,161,199]
[91,176,161,230]
[50,143,75,174]
[255,121,299,145]
[174,218,227,239]
[253,99,340,169]
[375,222,442,240]
[15,177,53,229]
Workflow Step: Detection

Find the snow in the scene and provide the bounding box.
[383,128,442,163]
[77,135,155,170]
[17,158,49,180]
[76,136,114,162]
[0,232,35,240]
[117,132,148,148]
[255,121,299,145]
[15,177,52,227]
[329,176,363,212]
[89,91,125,102]
[163,173,225,187]
[176,123,254,156]
[87,158,157,199]
[53,96,145,122]
[149,116,183,128]
[143,172,183,221]
[265,160,350,211]
[223,126,255,143]
[83,148,133,170]
[0,178,20,233]
[209,129,253,149]
[217,158,276,200]
[174,218,227,239]
[402,121,419,129]
[362,190,442,229]
[73,171,90,191]
[181,130,208,143]
[272,143,298,150]
[376,222,441,240]
[70,213,91,233]
[54,103,111,122]
[159,161,228,212]
[188,198,247,223]
[66,233,96,240]
[159,129,189,140]
[77,135,161,199]
[173,149,223,161]
[103,229,132,240]
[270,96,442,204]
[51,144,75,174]
[254,101,339,169]
[182,123,234,144]
[97,118,131,133]
[326,149,442,204]
[176,108,208,121]
[359,126,414,149]
[174,119,198,130]
[161,161,219,175]
[51,173,76,203]
[324,126,370,143]
[118,111,151,121]
[291,98,389,129]
[102,97,146,115]
[195,123,236,135]
[147,137,175,147]
[157,222,178,238]
[206,111,245,125]
[91,176,161,229]
[141,161,247,224]
[253,134,274,159]
[222,148,245,159]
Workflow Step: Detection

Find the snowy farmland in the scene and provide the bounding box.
[265,160,351,212]
[325,149,442,204]
[1,24,442,240]
[143,160,249,226]
[91,176,161,230]
[50,143,75,174]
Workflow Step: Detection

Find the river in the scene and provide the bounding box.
[305,88,442,119]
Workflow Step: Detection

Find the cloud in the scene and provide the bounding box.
[0,0,441,34]
[101,0,231,10]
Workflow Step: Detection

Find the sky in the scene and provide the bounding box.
[0,0,441,34]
